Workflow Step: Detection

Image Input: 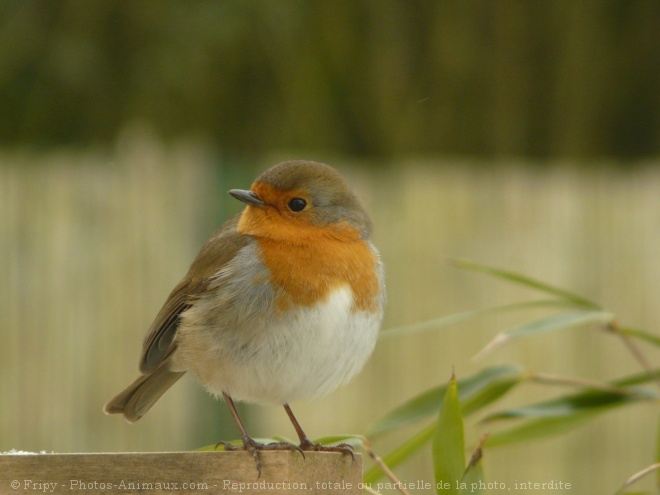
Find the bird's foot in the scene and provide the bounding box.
[298,439,355,462]
[215,437,304,477]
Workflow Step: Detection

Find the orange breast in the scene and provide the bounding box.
[237,206,380,313]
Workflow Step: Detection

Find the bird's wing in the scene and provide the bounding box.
[139,215,250,373]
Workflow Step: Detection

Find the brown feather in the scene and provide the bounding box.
[105,215,250,420]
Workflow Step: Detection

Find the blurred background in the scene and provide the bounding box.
[1,0,659,492]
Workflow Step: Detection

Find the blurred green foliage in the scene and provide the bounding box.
[363,262,660,494]
[1,0,659,159]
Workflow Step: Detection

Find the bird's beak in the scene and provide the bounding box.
[228,189,266,208]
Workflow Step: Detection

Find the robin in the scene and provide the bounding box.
[104,160,385,474]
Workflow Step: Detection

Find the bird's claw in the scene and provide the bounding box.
[215,438,305,477]
[298,439,355,462]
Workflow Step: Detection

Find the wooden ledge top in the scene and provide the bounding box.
[1,451,362,494]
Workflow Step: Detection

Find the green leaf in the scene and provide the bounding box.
[504,310,614,338]
[475,310,614,359]
[433,374,466,495]
[484,411,600,447]
[452,258,601,309]
[195,441,237,452]
[379,299,577,340]
[460,367,524,417]
[485,375,658,423]
[485,390,654,422]
[460,461,485,495]
[613,369,660,388]
[482,370,660,447]
[618,327,660,348]
[363,366,521,482]
[363,423,435,484]
[366,365,524,437]
[460,436,487,494]
[311,434,365,449]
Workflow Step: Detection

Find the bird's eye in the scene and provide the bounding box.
[287,197,307,212]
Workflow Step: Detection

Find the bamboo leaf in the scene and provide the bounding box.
[363,367,520,483]
[195,442,237,452]
[482,370,660,447]
[311,434,365,449]
[618,327,660,348]
[615,369,660,388]
[460,435,487,494]
[474,310,614,359]
[460,368,524,417]
[433,374,466,495]
[379,299,577,340]
[363,423,435,484]
[452,258,601,308]
[484,411,600,447]
[365,369,659,480]
[484,390,655,422]
[366,365,523,437]
[460,461,485,495]
[504,310,614,338]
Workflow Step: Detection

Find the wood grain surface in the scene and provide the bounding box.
[0,451,362,494]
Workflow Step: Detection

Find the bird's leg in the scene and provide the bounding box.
[283,403,313,448]
[216,392,264,476]
[283,403,355,461]
[216,393,304,477]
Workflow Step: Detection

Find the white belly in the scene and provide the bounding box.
[174,286,381,405]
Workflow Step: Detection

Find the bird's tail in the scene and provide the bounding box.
[103,366,185,423]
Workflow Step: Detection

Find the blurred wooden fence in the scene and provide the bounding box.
[1,137,659,492]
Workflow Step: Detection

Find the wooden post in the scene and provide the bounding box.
[1,451,362,494]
